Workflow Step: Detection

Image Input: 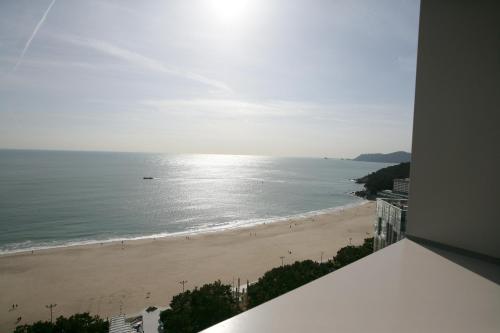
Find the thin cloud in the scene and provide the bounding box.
[13,0,57,71]
[140,99,311,118]
[59,35,232,93]
[140,98,412,125]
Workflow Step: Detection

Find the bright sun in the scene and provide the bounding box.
[206,0,252,24]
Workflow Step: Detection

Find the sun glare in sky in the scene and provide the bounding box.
[0,0,420,157]
[206,0,253,24]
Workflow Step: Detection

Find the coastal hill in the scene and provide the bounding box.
[355,162,410,198]
[353,151,411,163]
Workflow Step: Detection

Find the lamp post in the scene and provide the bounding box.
[45,304,57,323]
[179,280,188,292]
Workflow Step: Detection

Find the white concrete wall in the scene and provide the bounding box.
[407,0,500,258]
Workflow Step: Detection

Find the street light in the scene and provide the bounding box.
[179,280,188,292]
[45,304,57,323]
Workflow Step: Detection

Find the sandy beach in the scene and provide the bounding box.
[0,201,375,330]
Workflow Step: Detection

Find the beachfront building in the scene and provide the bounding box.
[141,309,159,333]
[393,178,410,195]
[109,308,164,333]
[373,199,408,251]
[377,189,408,200]
[109,315,139,333]
[377,178,410,199]
[201,1,500,331]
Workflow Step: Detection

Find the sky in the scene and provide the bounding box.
[0,0,420,158]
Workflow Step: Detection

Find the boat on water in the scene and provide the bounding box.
[143,177,154,180]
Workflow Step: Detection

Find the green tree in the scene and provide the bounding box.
[246,239,374,309]
[160,280,240,333]
[14,322,54,333]
[333,237,373,268]
[356,162,410,197]
[246,260,333,309]
[13,313,108,333]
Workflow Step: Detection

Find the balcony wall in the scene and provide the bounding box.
[408,0,500,258]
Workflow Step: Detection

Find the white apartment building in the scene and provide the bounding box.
[374,198,408,251]
[393,178,410,195]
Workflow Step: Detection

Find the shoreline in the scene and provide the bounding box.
[0,199,369,256]
[0,201,375,331]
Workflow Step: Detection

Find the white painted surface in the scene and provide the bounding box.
[109,315,135,333]
[142,308,160,333]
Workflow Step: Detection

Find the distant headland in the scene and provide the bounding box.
[352,151,411,163]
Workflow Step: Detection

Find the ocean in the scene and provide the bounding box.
[0,150,390,254]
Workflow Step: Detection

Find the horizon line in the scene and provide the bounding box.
[0,147,410,160]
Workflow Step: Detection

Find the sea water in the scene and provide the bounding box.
[0,150,390,254]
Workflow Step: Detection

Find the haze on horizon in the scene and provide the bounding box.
[0,0,420,158]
